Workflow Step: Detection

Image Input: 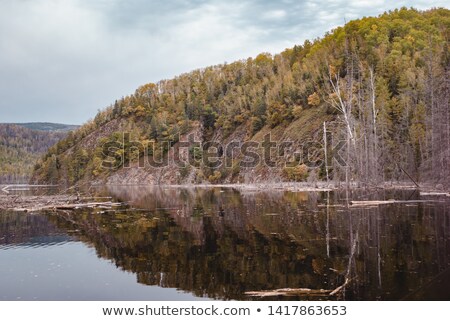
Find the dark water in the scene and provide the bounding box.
[1,187,449,300]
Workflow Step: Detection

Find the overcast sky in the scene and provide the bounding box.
[0,0,447,125]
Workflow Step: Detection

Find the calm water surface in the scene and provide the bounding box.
[1,187,449,300]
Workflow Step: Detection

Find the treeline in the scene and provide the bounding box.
[12,122,79,132]
[0,124,68,183]
[32,8,450,186]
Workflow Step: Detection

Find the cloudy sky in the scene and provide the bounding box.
[0,0,447,124]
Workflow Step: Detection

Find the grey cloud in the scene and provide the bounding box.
[0,0,447,124]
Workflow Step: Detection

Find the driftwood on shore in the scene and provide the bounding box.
[1,184,58,194]
[0,194,124,212]
[419,192,450,197]
[349,199,441,207]
[245,288,333,297]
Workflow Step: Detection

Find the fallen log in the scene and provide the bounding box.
[245,288,332,297]
[245,278,353,298]
[350,199,439,206]
[12,202,124,212]
[1,184,58,194]
[0,194,124,212]
[419,192,450,197]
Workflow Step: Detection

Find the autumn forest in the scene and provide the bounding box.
[28,7,450,187]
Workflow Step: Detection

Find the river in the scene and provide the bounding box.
[1,186,449,300]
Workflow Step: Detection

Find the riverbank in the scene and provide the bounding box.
[0,184,58,194]
[101,181,448,193]
[0,194,123,212]
[1,181,448,212]
[3,181,449,195]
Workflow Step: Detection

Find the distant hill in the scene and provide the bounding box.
[11,122,79,132]
[0,123,76,184]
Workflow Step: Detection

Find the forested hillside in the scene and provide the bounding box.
[32,8,449,187]
[0,124,72,183]
[13,123,79,132]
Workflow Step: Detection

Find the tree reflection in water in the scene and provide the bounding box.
[41,187,450,300]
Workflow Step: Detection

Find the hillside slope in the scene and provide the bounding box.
[32,8,450,187]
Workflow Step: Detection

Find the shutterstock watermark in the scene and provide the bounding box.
[100,133,347,170]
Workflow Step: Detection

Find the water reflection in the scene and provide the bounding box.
[0,212,73,248]
[0,211,207,300]
[1,187,449,300]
